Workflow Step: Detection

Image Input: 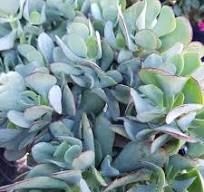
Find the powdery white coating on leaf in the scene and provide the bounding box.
[24,105,53,121]
[25,72,57,98]
[0,31,16,51]
[38,32,54,63]
[7,110,31,128]
[48,85,62,114]
[0,71,25,92]
[72,151,95,170]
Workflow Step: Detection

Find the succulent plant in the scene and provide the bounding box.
[1,0,204,191]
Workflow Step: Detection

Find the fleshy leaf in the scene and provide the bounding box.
[183,77,203,104]
[66,34,87,58]
[182,52,202,76]
[7,110,31,128]
[64,145,82,164]
[68,22,89,39]
[138,84,164,107]
[50,63,82,76]
[95,114,114,157]
[101,155,120,177]
[160,17,192,51]
[49,121,72,138]
[153,6,176,37]
[130,88,165,122]
[0,31,16,51]
[32,142,56,163]
[104,171,150,192]
[0,129,21,145]
[166,104,203,124]
[48,85,62,114]
[72,151,95,170]
[24,105,53,121]
[155,126,197,143]
[25,72,57,98]
[62,85,76,116]
[38,32,54,63]
[113,141,167,172]
[18,44,44,65]
[82,113,95,152]
[151,134,169,154]
[177,112,197,131]
[135,30,158,50]
[139,68,188,96]
[0,177,68,191]
[145,0,161,29]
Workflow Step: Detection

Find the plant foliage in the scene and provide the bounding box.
[0,0,204,191]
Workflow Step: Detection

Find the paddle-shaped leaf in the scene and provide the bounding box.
[139,84,164,107]
[104,171,150,192]
[0,129,21,145]
[153,6,176,37]
[25,72,57,98]
[48,85,62,114]
[101,155,120,177]
[113,141,167,172]
[49,121,72,138]
[66,34,87,58]
[155,126,197,143]
[24,105,53,121]
[26,164,60,178]
[160,17,192,51]
[135,30,158,50]
[38,32,54,63]
[136,0,147,30]
[166,104,203,124]
[72,151,95,170]
[18,44,44,65]
[130,88,165,122]
[50,63,81,76]
[104,21,117,48]
[180,169,204,192]
[82,113,95,152]
[0,31,16,51]
[68,22,89,40]
[0,177,68,191]
[32,142,56,163]
[62,85,76,116]
[182,52,202,76]
[64,145,81,164]
[7,110,31,128]
[145,0,161,29]
[151,134,169,153]
[95,114,114,157]
[139,68,188,96]
[177,112,197,131]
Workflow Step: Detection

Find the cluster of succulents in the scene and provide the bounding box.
[1,0,204,191]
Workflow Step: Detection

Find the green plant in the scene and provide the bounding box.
[0,0,204,191]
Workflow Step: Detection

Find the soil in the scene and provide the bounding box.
[0,149,17,186]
